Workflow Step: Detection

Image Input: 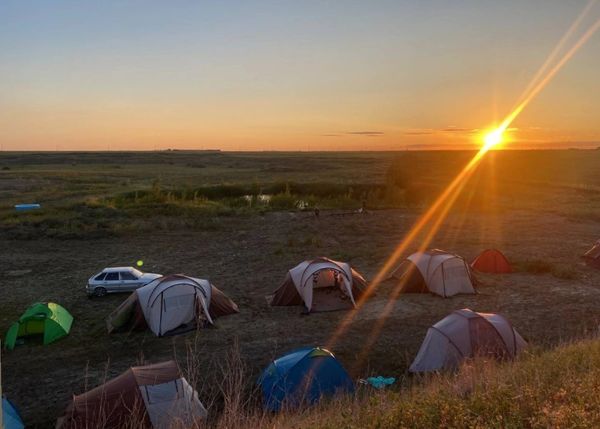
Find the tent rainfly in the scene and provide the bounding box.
[106,274,239,337]
[267,258,367,312]
[57,360,206,429]
[409,308,527,373]
[471,249,512,273]
[2,397,25,429]
[387,249,475,297]
[583,240,600,269]
[4,302,73,350]
[258,347,354,412]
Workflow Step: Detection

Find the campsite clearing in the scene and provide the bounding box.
[1,150,600,427]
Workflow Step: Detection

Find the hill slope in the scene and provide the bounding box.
[264,339,600,428]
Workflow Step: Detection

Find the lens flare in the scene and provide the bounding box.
[482,128,504,151]
[136,260,144,267]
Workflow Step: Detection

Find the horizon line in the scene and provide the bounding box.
[1,146,599,154]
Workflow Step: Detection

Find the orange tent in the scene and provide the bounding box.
[471,249,512,273]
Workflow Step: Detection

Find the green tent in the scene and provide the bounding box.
[5,302,73,350]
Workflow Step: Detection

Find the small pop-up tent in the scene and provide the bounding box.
[258,347,354,412]
[57,360,206,429]
[409,308,527,373]
[267,258,367,312]
[471,249,512,273]
[5,302,73,350]
[107,274,238,336]
[3,397,25,429]
[583,240,600,269]
[387,249,475,297]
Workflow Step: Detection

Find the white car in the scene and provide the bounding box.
[87,267,161,297]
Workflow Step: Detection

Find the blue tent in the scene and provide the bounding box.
[258,347,354,412]
[2,397,25,429]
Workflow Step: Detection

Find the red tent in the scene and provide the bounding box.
[471,249,512,273]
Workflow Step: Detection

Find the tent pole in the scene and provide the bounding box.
[1,339,3,429]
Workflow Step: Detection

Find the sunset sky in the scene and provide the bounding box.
[1,1,599,151]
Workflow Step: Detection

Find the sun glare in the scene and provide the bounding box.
[482,128,504,151]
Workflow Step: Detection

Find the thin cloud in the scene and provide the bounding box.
[346,131,384,137]
[404,126,478,136]
[404,129,435,135]
[441,126,477,133]
[322,131,384,137]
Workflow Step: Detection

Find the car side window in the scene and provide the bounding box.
[105,272,119,281]
[94,273,106,281]
[120,271,138,281]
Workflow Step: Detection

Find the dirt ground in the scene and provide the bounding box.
[2,205,600,427]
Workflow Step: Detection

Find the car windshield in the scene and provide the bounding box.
[131,268,143,277]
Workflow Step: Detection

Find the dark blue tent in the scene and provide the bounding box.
[258,346,354,412]
[2,397,25,429]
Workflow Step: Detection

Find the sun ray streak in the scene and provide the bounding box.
[352,164,479,368]
[517,0,597,108]
[327,154,485,350]
[325,9,600,354]
[496,16,600,136]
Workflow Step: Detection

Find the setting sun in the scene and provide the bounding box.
[482,128,505,151]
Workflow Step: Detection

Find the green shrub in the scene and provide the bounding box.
[270,193,297,210]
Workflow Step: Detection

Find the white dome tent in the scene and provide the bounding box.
[388,249,475,297]
[107,274,239,336]
[268,258,367,312]
[409,308,527,373]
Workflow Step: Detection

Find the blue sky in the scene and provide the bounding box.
[1,1,599,150]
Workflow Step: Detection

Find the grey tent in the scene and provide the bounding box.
[267,258,367,312]
[388,249,475,297]
[409,308,527,373]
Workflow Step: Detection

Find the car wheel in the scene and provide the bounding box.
[94,287,107,297]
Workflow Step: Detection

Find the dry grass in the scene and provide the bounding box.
[103,337,600,428]
[256,339,600,429]
[515,259,581,280]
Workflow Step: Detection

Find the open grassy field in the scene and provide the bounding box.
[1,149,600,427]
